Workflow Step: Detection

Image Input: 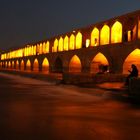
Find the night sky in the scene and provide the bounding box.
[0,0,140,51]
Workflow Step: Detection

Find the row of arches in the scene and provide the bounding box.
[52,20,134,51]
[1,19,139,61]
[1,49,140,74]
[90,21,136,46]
[5,58,50,73]
[52,21,123,53]
[52,32,82,52]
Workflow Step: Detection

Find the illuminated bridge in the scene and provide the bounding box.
[1,10,140,77]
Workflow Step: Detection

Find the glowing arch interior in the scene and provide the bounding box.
[91,27,99,46]
[91,53,109,74]
[42,58,49,73]
[123,49,140,74]
[111,21,122,43]
[100,25,110,45]
[69,55,82,73]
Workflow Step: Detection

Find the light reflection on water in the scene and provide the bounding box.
[0,73,140,140]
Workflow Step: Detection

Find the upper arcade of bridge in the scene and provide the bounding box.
[1,10,140,61]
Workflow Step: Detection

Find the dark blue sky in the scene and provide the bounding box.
[0,0,140,50]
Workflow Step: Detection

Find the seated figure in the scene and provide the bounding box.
[125,64,138,86]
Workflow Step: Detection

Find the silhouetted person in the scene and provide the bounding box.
[125,64,138,86]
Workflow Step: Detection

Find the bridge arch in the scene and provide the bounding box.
[69,55,82,73]
[33,58,39,72]
[20,60,25,70]
[8,61,11,69]
[54,57,63,73]
[111,21,122,43]
[11,61,14,69]
[15,60,19,70]
[5,61,7,68]
[90,52,109,74]
[58,37,63,52]
[76,32,82,49]
[26,59,31,71]
[100,25,110,45]
[64,36,69,51]
[42,58,49,73]
[91,27,99,46]
[53,39,58,52]
[123,49,140,74]
[69,34,75,50]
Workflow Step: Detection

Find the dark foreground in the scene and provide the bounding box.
[0,73,140,140]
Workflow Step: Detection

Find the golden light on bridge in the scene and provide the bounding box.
[69,55,81,73]
[91,53,109,74]
[58,37,63,52]
[53,39,58,52]
[123,49,140,74]
[91,27,99,46]
[111,21,122,43]
[69,34,75,50]
[21,60,24,70]
[64,36,69,51]
[42,58,49,73]
[100,25,110,45]
[86,39,90,48]
[1,10,140,75]
[16,60,19,69]
[76,32,82,49]
[26,59,31,71]
[33,59,39,72]
[8,61,11,68]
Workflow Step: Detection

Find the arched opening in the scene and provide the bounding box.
[69,55,82,73]
[91,53,109,74]
[91,27,99,46]
[15,60,19,69]
[46,41,50,53]
[64,36,69,51]
[33,45,37,55]
[43,41,49,53]
[76,32,82,49]
[8,61,11,69]
[127,25,137,42]
[58,37,64,52]
[26,59,31,71]
[69,34,75,50]
[12,61,15,69]
[5,62,8,68]
[100,25,110,45]
[33,58,39,72]
[54,57,63,73]
[20,60,25,70]
[39,43,43,54]
[123,49,140,74]
[111,21,122,43]
[53,39,58,52]
[42,58,49,73]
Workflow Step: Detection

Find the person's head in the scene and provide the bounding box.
[131,64,136,69]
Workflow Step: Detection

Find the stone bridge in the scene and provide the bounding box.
[1,10,140,76]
